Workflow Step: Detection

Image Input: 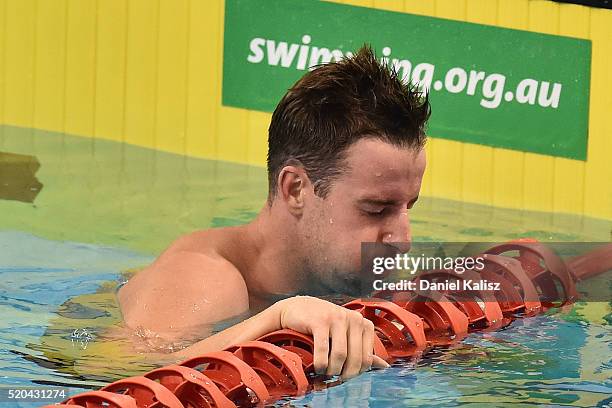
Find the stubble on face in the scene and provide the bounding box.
[293,139,426,297]
[296,198,342,294]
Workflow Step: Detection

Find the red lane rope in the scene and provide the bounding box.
[43,240,601,408]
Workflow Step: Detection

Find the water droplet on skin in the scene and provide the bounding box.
[329,218,334,224]
[375,172,382,177]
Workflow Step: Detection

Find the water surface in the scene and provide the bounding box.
[0,125,610,407]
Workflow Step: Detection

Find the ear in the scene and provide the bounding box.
[277,165,309,216]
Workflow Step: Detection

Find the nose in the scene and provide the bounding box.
[381,210,411,253]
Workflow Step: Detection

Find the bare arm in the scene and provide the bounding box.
[119,250,388,379]
[171,300,282,359]
[170,296,389,379]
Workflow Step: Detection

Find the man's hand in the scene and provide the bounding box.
[274,296,390,379]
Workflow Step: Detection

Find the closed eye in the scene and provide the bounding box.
[362,208,386,217]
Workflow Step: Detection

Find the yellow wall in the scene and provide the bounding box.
[0,0,610,220]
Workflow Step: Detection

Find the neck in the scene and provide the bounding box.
[239,202,309,300]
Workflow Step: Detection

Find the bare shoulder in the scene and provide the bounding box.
[118,228,250,333]
[160,227,243,254]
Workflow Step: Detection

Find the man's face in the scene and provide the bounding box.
[298,138,426,295]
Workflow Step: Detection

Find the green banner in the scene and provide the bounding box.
[222,0,591,160]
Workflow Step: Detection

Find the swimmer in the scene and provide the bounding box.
[118,45,431,380]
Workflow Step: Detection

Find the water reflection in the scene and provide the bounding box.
[0,125,609,257]
[0,151,43,203]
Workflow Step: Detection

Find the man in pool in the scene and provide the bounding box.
[118,45,430,380]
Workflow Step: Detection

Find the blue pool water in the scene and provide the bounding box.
[0,232,153,406]
[1,231,610,407]
[282,317,611,407]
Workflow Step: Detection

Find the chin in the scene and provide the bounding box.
[335,273,367,297]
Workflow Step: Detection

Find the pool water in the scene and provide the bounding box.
[0,125,610,407]
[285,316,611,407]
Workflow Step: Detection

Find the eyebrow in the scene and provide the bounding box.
[357,195,420,207]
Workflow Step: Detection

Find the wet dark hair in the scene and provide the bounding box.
[267,44,431,202]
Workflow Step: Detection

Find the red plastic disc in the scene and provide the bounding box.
[100,376,183,408]
[180,350,270,406]
[225,340,309,398]
[414,269,505,331]
[480,254,542,316]
[145,364,236,408]
[58,391,138,408]
[485,241,578,308]
[257,329,315,374]
[393,290,469,345]
[343,298,426,358]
